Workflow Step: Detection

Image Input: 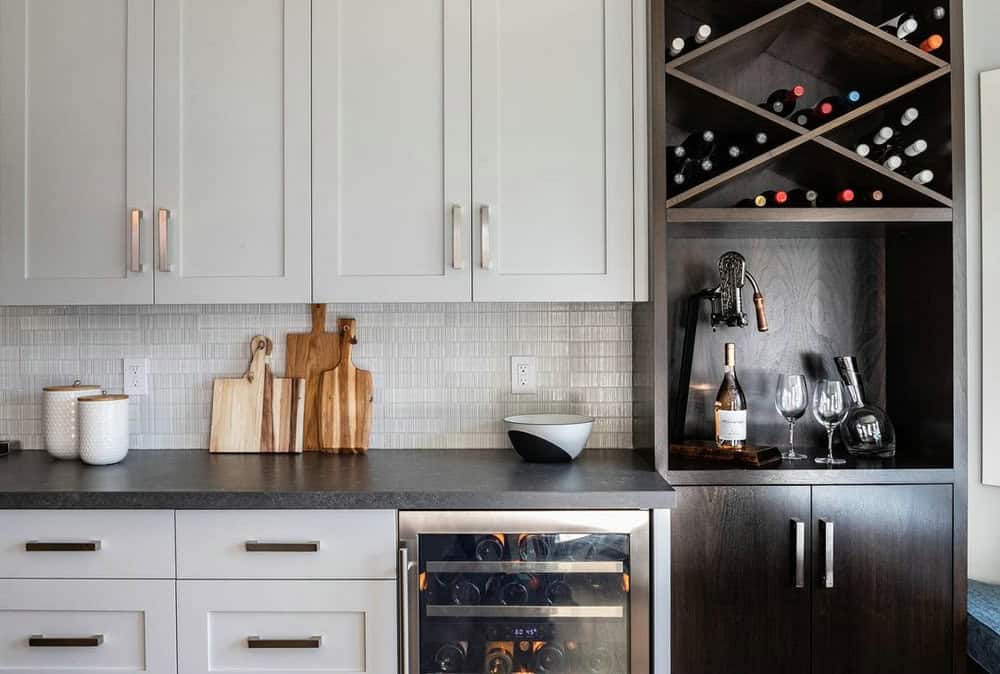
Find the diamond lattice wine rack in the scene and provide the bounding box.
[645,0,963,473]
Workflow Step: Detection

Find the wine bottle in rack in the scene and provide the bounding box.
[901,138,929,158]
[879,12,919,40]
[544,578,574,605]
[668,36,686,59]
[671,160,693,188]
[882,154,904,171]
[576,645,615,674]
[474,533,505,561]
[695,157,715,176]
[912,169,935,185]
[535,643,567,674]
[920,34,944,53]
[761,85,805,116]
[833,188,856,205]
[794,102,834,129]
[667,24,711,60]
[761,190,789,206]
[819,90,862,115]
[484,643,515,674]
[788,188,819,207]
[858,188,886,204]
[898,107,920,130]
[450,577,483,605]
[715,143,744,171]
[856,142,872,158]
[737,194,768,208]
[681,130,716,159]
[433,642,468,674]
[714,342,747,450]
[915,6,947,42]
[872,125,895,147]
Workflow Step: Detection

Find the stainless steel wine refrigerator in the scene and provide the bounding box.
[398,512,651,674]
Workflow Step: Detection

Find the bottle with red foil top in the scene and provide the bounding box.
[761,85,805,117]
[833,189,856,206]
[761,190,789,207]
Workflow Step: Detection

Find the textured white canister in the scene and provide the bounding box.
[43,382,102,459]
[78,395,130,466]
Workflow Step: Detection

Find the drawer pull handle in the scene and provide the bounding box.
[248,636,322,649]
[245,540,319,553]
[26,541,102,552]
[30,634,104,648]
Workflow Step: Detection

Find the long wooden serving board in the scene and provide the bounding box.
[319,319,374,453]
[286,304,342,451]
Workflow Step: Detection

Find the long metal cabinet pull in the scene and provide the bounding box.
[129,209,143,273]
[30,634,104,647]
[399,544,412,674]
[480,205,492,270]
[26,541,101,552]
[247,636,322,649]
[244,541,319,553]
[792,519,805,589]
[157,208,174,273]
[820,519,835,588]
[452,205,465,270]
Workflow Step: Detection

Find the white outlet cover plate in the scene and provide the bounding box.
[123,358,148,395]
[510,356,537,394]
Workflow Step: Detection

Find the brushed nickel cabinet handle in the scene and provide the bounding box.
[248,636,322,649]
[30,634,104,647]
[245,540,319,552]
[452,205,465,270]
[129,208,143,273]
[399,543,412,674]
[820,519,835,588]
[480,205,492,270]
[157,208,175,273]
[26,541,101,552]
[792,519,805,589]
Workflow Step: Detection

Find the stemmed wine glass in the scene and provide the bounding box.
[774,375,809,460]
[812,379,849,465]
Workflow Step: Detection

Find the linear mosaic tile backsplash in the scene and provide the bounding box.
[0,304,633,450]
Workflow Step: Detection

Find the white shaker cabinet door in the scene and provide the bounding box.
[312,0,473,302]
[471,0,636,301]
[0,0,154,305]
[153,0,311,304]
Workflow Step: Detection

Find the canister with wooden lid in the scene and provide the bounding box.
[43,382,102,459]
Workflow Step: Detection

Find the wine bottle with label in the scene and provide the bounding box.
[714,343,747,449]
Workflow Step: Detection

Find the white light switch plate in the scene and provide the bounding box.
[511,356,537,394]
[123,358,148,395]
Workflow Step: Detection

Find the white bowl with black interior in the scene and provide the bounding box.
[503,414,595,463]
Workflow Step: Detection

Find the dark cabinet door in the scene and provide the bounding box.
[671,486,812,674]
[812,485,953,674]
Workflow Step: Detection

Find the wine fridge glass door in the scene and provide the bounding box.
[398,511,650,674]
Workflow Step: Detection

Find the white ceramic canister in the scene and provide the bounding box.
[43,382,102,459]
[78,395,130,466]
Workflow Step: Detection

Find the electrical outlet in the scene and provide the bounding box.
[123,358,148,395]
[511,356,537,394]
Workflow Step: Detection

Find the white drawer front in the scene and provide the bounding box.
[0,510,175,578]
[0,579,176,673]
[176,510,396,579]
[177,580,397,674]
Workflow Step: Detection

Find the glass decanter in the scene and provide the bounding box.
[835,356,896,458]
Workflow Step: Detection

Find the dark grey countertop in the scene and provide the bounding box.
[0,449,674,510]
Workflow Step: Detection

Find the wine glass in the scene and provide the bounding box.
[812,380,849,465]
[774,375,809,460]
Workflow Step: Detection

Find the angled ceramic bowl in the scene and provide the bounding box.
[504,414,595,463]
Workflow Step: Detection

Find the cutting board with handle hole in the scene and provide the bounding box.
[286,304,342,451]
[319,319,374,453]
[210,336,305,453]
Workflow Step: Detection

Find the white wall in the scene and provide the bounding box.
[965,0,1000,583]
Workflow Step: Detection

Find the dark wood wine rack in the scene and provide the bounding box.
[638,0,965,470]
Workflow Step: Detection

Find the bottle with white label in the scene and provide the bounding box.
[714,342,748,449]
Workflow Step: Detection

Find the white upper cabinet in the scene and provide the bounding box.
[471,0,637,302]
[0,0,154,305]
[153,0,311,304]
[312,0,473,302]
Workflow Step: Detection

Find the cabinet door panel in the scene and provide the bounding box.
[312,0,472,302]
[154,0,310,303]
[812,485,953,674]
[472,0,634,301]
[671,486,812,674]
[0,0,153,305]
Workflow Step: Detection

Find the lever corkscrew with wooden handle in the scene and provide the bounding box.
[711,251,768,332]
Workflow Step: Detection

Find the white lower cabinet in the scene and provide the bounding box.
[0,579,177,673]
[177,579,398,674]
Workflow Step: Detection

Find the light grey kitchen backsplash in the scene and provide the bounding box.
[0,304,633,450]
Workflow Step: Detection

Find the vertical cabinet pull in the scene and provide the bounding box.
[791,519,805,589]
[157,208,174,273]
[452,205,465,270]
[480,205,492,270]
[399,544,412,674]
[128,209,143,273]
[820,519,835,588]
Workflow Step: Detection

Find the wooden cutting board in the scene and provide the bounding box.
[286,304,342,451]
[210,336,305,453]
[319,319,374,453]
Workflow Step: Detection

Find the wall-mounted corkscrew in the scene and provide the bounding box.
[671,251,768,443]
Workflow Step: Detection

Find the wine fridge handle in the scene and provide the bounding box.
[792,519,805,589]
[399,543,411,674]
[820,519,835,588]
